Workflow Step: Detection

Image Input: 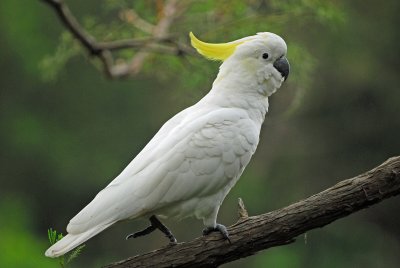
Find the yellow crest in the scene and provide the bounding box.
[189,32,243,61]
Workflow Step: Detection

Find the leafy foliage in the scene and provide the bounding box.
[39,32,81,82]
[47,228,85,268]
[38,0,346,109]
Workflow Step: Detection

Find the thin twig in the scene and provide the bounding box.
[120,9,155,34]
[41,0,101,55]
[96,37,171,51]
[237,197,249,220]
[118,0,188,76]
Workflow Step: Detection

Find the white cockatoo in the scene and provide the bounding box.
[45,32,290,258]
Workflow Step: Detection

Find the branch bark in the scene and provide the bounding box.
[40,0,194,78]
[104,156,400,268]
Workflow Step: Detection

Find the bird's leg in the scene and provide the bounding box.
[126,215,177,244]
[203,223,231,243]
[149,215,178,244]
[126,224,156,240]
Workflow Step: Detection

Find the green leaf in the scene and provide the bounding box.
[47,228,84,268]
[67,244,86,264]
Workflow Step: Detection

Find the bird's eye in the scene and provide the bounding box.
[262,53,269,59]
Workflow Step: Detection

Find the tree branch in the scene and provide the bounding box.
[114,0,189,76]
[120,9,156,34]
[104,156,400,268]
[40,0,193,78]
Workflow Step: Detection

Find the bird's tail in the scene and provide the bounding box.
[45,222,114,258]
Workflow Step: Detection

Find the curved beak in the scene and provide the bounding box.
[273,56,290,81]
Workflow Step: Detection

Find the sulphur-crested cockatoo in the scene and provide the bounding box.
[45,32,290,258]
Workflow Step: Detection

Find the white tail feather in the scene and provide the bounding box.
[45,222,114,258]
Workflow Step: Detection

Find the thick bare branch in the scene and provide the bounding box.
[104,156,400,268]
[40,0,193,78]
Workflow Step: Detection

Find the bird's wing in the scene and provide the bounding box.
[66,107,259,234]
[107,104,202,186]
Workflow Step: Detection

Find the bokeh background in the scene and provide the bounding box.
[1,0,399,267]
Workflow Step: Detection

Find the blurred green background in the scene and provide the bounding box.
[0,0,399,267]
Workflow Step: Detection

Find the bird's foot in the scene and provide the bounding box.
[202,223,231,243]
[126,215,177,244]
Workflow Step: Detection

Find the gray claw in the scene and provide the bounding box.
[203,223,231,243]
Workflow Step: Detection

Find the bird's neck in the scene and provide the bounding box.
[200,79,268,126]
[204,58,283,124]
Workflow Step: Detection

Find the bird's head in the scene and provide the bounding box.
[190,32,290,96]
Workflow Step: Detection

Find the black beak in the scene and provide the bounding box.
[273,56,290,81]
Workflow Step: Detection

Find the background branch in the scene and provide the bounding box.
[40,0,193,78]
[104,156,400,268]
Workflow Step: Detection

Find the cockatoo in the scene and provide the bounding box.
[45,32,290,258]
